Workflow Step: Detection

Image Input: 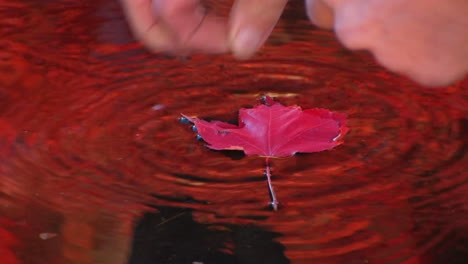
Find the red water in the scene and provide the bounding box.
[0,1,467,264]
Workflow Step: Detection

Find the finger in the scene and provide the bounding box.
[305,0,335,29]
[119,0,174,52]
[229,0,289,59]
[152,0,229,53]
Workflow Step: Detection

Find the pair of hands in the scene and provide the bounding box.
[120,0,468,87]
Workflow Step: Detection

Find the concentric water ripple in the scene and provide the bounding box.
[0,0,467,264]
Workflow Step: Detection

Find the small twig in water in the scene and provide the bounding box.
[156,211,186,228]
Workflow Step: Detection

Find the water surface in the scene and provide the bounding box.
[0,1,467,264]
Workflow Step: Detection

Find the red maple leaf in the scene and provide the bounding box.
[182,96,349,210]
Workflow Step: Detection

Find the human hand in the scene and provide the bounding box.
[309,0,468,87]
[119,0,288,58]
[121,0,468,87]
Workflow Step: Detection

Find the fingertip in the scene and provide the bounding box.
[140,24,177,53]
[228,0,288,59]
[120,0,175,52]
[183,15,230,54]
[230,27,264,59]
[150,0,230,54]
[404,67,467,88]
[305,0,335,29]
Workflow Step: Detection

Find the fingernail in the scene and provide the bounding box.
[232,28,262,59]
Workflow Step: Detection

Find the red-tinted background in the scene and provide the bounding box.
[0,1,467,264]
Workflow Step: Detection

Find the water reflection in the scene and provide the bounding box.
[128,206,289,264]
[0,0,467,264]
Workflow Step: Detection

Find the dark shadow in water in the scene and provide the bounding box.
[218,149,246,160]
[128,206,290,264]
[424,230,468,264]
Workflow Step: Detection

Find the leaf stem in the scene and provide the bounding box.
[265,157,278,210]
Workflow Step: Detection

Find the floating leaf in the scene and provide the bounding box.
[182,96,349,210]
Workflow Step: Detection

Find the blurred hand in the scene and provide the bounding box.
[119,0,288,58]
[121,0,468,87]
[312,0,468,87]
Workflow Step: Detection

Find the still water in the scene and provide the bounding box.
[0,0,467,264]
